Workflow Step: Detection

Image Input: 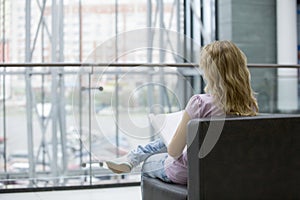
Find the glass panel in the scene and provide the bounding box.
[4,1,185,63]
[0,64,197,189]
[250,67,300,114]
[1,65,300,190]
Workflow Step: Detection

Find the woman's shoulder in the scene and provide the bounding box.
[186,94,221,118]
[186,94,213,118]
[189,93,214,103]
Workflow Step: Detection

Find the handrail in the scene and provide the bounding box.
[248,64,300,69]
[0,63,197,67]
[0,63,300,68]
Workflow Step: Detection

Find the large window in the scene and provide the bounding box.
[0,0,216,190]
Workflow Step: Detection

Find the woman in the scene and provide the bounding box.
[105,40,258,185]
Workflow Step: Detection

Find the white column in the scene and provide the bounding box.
[277,0,298,111]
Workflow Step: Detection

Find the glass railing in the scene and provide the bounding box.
[0,63,299,191]
[248,64,300,113]
[0,63,200,190]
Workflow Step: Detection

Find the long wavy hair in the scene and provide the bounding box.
[200,40,258,116]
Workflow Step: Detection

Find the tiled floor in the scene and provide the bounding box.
[1,186,141,200]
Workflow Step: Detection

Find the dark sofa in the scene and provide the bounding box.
[141,114,300,200]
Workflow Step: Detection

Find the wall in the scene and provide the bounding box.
[218,0,278,112]
[218,0,277,63]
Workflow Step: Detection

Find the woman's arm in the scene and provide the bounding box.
[167,111,191,158]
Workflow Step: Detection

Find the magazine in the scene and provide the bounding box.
[148,110,184,145]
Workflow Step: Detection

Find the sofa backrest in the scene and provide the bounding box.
[187,114,300,200]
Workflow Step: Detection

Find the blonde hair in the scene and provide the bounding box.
[200,40,258,116]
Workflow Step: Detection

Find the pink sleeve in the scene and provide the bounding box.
[185,95,202,119]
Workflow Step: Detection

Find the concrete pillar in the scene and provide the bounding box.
[277,0,298,111]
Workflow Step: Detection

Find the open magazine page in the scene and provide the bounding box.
[148,110,184,145]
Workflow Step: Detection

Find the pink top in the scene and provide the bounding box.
[164,94,223,184]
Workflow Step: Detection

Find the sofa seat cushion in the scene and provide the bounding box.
[142,175,187,200]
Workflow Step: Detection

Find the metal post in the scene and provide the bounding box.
[214,0,219,40]
[115,0,118,60]
[51,68,59,185]
[41,14,45,62]
[78,0,83,172]
[58,0,64,62]
[176,0,182,62]
[158,0,165,113]
[40,71,46,170]
[1,0,5,62]
[158,0,164,63]
[147,0,153,63]
[52,0,57,62]
[1,69,7,174]
[25,69,35,187]
[24,0,36,187]
[190,0,195,60]
[176,0,186,107]
[79,0,82,62]
[115,0,120,159]
[1,0,7,177]
[200,0,204,46]
[88,72,92,185]
[59,69,67,185]
[146,0,156,140]
[25,0,31,62]
[58,0,66,184]
[79,72,83,168]
[183,0,187,62]
[115,74,120,158]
